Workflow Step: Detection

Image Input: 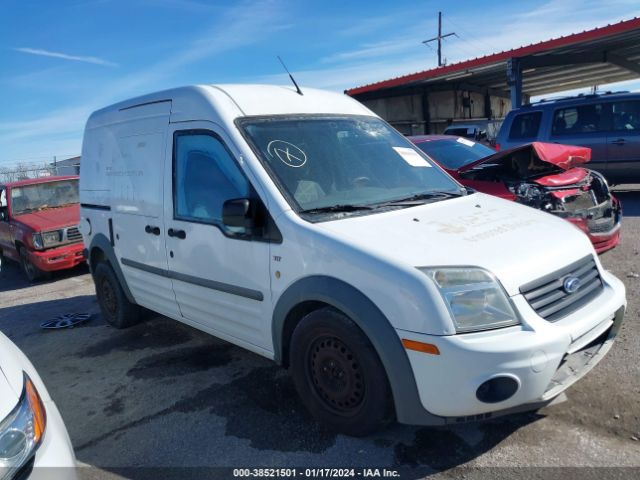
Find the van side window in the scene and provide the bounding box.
[174,132,250,225]
[552,103,606,135]
[611,101,640,131]
[508,112,542,139]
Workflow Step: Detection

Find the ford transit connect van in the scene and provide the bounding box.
[80,85,626,436]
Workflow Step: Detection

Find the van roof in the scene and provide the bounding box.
[86,84,373,128]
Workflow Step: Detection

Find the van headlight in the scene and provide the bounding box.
[0,374,46,480]
[420,268,520,333]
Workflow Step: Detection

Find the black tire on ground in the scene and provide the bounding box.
[19,247,50,282]
[93,262,141,329]
[289,307,394,436]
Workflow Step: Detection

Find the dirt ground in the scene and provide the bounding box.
[0,189,639,480]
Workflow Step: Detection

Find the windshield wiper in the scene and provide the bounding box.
[299,204,374,214]
[16,208,37,214]
[374,190,465,207]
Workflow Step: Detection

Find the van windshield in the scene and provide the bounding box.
[240,116,463,217]
[10,179,79,216]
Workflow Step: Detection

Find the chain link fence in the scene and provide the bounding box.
[0,161,79,183]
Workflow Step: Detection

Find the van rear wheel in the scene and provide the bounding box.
[289,308,394,436]
[94,262,140,329]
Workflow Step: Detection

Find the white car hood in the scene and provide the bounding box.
[318,192,594,296]
[0,365,19,422]
[0,333,28,421]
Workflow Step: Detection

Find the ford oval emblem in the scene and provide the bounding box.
[563,276,581,294]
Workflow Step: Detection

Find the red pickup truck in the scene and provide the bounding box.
[0,176,85,281]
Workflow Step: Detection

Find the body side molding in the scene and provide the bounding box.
[121,257,264,301]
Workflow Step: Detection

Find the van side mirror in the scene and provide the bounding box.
[222,198,255,229]
[0,207,7,222]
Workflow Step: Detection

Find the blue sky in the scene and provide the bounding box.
[1,0,640,167]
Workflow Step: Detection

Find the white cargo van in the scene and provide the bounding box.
[80,85,626,435]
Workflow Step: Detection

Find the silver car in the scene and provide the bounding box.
[0,332,76,479]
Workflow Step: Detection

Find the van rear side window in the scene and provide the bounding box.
[611,101,640,131]
[508,112,542,140]
[552,103,606,135]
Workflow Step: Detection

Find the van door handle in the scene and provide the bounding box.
[610,138,626,145]
[145,225,161,236]
[168,228,186,239]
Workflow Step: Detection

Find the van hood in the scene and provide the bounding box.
[12,204,79,232]
[318,193,594,296]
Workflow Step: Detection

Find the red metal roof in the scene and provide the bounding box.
[346,17,640,96]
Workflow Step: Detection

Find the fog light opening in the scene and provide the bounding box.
[476,376,519,403]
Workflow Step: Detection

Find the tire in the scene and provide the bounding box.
[289,307,394,436]
[93,262,141,329]
[19,247,50,282]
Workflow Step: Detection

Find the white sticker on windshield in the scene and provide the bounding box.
[393,147,432,167]
[456,137,475,147]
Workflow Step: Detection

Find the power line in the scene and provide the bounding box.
[443,16,500,53]
[422,11,456,67]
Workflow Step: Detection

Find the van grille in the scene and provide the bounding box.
[66,226,82,243]
[520,256,603,322]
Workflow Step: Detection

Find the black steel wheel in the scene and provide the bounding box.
[290,307,394,436]
[93,262,140,329]
[308,335,365,414]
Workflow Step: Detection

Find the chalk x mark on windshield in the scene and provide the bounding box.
[267,140,307,168]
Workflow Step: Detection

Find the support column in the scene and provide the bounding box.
[507,58,522,108]
[421,90,431,134]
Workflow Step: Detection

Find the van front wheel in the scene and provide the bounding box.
[289,308,394,436]
[94,262,140,329]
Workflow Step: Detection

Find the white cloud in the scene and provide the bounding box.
[321,38,419,64]
[0,0,288,165]
[13,47,118,67]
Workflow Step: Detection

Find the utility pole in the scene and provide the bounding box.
[423,11,456,67]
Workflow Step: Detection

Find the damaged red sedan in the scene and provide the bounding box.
[410,136,621,253]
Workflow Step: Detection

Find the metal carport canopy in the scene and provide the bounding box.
[345,17,640,103]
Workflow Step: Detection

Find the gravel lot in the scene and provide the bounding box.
[1,190,639,479]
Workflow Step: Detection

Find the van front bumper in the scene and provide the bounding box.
[29,243,86,272]
[398,272,625,422]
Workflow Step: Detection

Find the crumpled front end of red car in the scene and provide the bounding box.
[458,142,621,253]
